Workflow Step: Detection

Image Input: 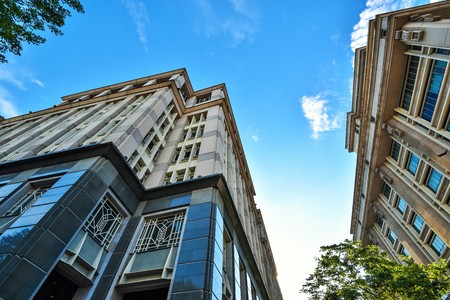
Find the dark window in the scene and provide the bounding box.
[33,270,78,299]
[123,287,169,300]
[382,183,391,199]
[390,140,401,161]
[401,55,420,111]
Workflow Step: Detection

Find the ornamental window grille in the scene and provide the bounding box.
[83,196,123,248]
[134,212,185,253]
[3,187,49,217]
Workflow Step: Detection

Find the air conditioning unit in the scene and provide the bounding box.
[411,30,424,41]
[401,30,412,40]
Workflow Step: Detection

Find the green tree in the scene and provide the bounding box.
[0,0,84,63]
[301,239,450,300]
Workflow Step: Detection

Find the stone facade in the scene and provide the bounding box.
[346,2,450,265]
[0,69,282,299]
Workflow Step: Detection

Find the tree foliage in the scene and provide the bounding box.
[301,240,450,300]
[0,0,84,63]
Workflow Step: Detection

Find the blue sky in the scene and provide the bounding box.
[0,0,440,299]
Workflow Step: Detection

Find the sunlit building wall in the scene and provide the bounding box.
[346,2,450,265]
[0,69,283,299]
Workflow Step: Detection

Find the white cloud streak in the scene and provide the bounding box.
[0,88,19,118]
[123,0,150,51]
[0,64,45,90]
[350,0,440,52]
[301,95,340,140]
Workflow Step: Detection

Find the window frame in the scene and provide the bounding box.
[428,233,446,256]
[407,152,420,175]
[426,167,443,194]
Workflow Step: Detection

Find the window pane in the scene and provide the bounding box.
[401,55,420,111]
[429,233,446,255]
[427,168,443,193]
[390,141,401,161]
[388,229,397,244]
[383,183,391,199]
[396,197,407,214]
[407,153,419,175]
[411,214,424,233]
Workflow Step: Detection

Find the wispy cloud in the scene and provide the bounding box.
[350,0,438,52]
[193,0,260,46]
[0,64,45,91]
[301,94,341,140]
[123,0,150,51]
[0,88,19,118]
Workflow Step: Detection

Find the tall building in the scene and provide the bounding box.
[0,69,283,299]
[346,2,450,265]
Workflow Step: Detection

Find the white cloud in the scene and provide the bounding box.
[193,0,260,46]
[0,88,19,118]
[350,0,438,52]
[0,68,26,90]
[0,64,45,90]
[251,134,258,142]
[31,79,45,88]
[123,0,150,51]
[301,95,341,140]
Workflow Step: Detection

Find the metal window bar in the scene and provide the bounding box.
[3,187,49,217]
[134,212,185,253]
[83,196,123,248]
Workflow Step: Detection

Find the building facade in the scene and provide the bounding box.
[346,2,450,265]
[0,69,283,299]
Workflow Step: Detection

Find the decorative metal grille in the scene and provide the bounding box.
[83,196,123,248]
[3,187,49,217]
[134,212,185,253]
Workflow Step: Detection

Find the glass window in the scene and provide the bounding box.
[407,153,419,175]
[376,214,384,228]
[426,168,443,193]
[395,197,407,215]
[411,213,424,233]
[401,55,420,111]
[134,212,185,253]
[2,187,49,218]
[382,183,391,199]
[429,233,446,256]
[421,60,447,122]
[400,245,411,257]
[388,229,397,244]
[390,140,401,161]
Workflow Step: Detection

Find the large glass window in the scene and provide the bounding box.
[411,213,424,233]
[429,233,446,256]
[401,55,420,111]
[421,60,447,122]
[407,153,419,175]
[426,168,443,193]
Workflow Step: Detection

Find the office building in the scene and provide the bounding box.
[346,2,450,265]
[0,69,283,299]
